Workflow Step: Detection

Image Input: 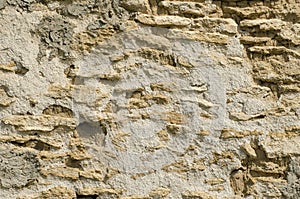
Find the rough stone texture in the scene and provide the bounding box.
[0,0,299,198]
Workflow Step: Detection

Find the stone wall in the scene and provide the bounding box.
[0,0,299,198]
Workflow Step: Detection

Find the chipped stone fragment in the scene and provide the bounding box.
[240,36,271,45]
[120,0,151,13]
[120,196,150,199]
[149,187,170,198]
[182,190,216,199]
[230,169,246,196]
[18,186,76,199]
[157,130,170,141]
[240,19,286,31]
[166,124,182,134]
[197,130,210,136]
[0,134,62,149]
[220,128,262,139]
[0,61,16,71]
[2,115,78,132]
[198,98,215,108]
[192,159,206,171]
[77,188,121,198]
[229,112,265,121]
[223,6,270,19]
[40,166,80,180]
[204,178,225,185]
[248,46,300,57]
[159,1,220,17]
[162,160,189,173]
[0,87,15,106]
[278,23,300,45]
[192,18,238,35]
[241,143,257,159]
[79,169,103,181]
[136,14,192,27]
[47,85,72,99]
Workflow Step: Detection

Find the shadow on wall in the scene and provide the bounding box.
[76,120,107,138]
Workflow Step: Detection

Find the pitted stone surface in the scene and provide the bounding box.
[0,0,299,198]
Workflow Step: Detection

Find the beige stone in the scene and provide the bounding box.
[192,18,238,34]
[0,0,299,198]
[2,115,77,132]
[204,178,225,185]
[182,191,216,199]
[159,1,221,17]
[0,87,15,106]
[18,186,76,199]
[120,0,151,13]
[241,143,257,159]
[136,14,192,27]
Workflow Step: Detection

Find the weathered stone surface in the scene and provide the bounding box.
[0,0,299,198]
[192,18,238,34]
[241,143,257,159]
[182,191,216,199]
[120,0,151,13]
[136,14,192,27]
[2,115,77,131]
[0,147,40,188]
[77,188,121,198]
[159,1,221,17]
[36,16,75,61]
[0,86,15,106]
[18,186,76,199]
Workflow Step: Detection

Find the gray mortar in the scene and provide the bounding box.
[36,16,75,62]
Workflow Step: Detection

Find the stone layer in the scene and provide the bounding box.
[0,0,299,198]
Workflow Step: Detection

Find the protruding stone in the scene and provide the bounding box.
[136,14,192,27]
[230,169,246,196]
[192,18,238,34]
[17,186,76,199]
[240,19,286,31]
[77,188,121,198]
[149,187,170,198]
[2,115,77,132]
[204,178,225,185]
[198,98,215,108]
[182,190,216,199]
[121,0,151,13]
[220,128,262,139]
[241,143,257,158]
[159,1,221,17]
[0,87,15,106]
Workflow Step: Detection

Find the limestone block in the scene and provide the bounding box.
[159,1,221,17]
[121,0,151,13]
[0,87,15,106]
[18,186,76,199]
[192,18,238,34]
[241,143,257,159]
[2,115,78,132]
[240,19,286,31]
[182,191,216,199]
[136,14,192,27]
